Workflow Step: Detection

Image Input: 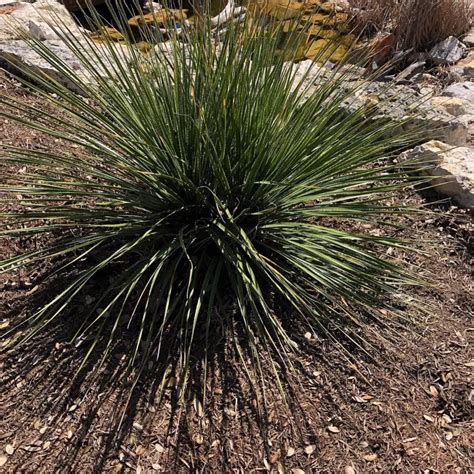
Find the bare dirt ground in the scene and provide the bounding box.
[0,70,473,473]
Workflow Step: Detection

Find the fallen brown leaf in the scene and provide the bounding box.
[154,443,165,453]
[135,445,146,456]
[269,451,280,464]
[304,444,315,455]
[441,414,452,425]
[363,453,377,461]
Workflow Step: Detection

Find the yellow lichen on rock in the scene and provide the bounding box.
[134,41,154,52]
[128,10,188,28]
[246,0,306,20]
[303,0,335,12]
[89,26,126,44]
[244,0,355,62]
[304,38,349,62]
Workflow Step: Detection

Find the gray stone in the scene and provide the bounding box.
[431,96,474,117]
[0,1,81,40]
[395,61,426,82]
[292,60,469,146]
[399,140,474,209]
[340,82,468,146]
[0,39,131,94]
[429,36,466,65]
[28,20,59,41]
[0,39,89,93]
[442,81,474,103]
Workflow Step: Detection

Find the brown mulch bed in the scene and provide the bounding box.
[0,70,473,473]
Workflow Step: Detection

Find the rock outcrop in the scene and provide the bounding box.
[442,82,474,104]
[293,60,469,146]
[0,1,82,41]
[0,38,130,93]
[399,140,474,209]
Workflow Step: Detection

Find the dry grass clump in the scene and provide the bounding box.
[351,0,473,51]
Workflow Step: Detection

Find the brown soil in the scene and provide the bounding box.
[0,70,473,473]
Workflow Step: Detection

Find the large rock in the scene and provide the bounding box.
[399,140,474,209]
[429,36,466,65]
[292,60,469,146]
[442,81,474,103]
[0,39,131,94]
[0,1,81,41]
[431,96,474,118]
[294,61,470,145]
[436,84,474,145]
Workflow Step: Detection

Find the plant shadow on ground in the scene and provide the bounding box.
[2,237,428,472]
[1,217,472,472]
[2,268,329,472]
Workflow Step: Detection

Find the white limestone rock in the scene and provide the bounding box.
[0,1,81,40]
[0,39,131,94]
[442,81,474,103]
[28,19,59,40]
[400,140,474,209]
[431,96,474,118]
[291,60,469,146]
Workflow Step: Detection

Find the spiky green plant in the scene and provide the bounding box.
[1,1,425,398]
